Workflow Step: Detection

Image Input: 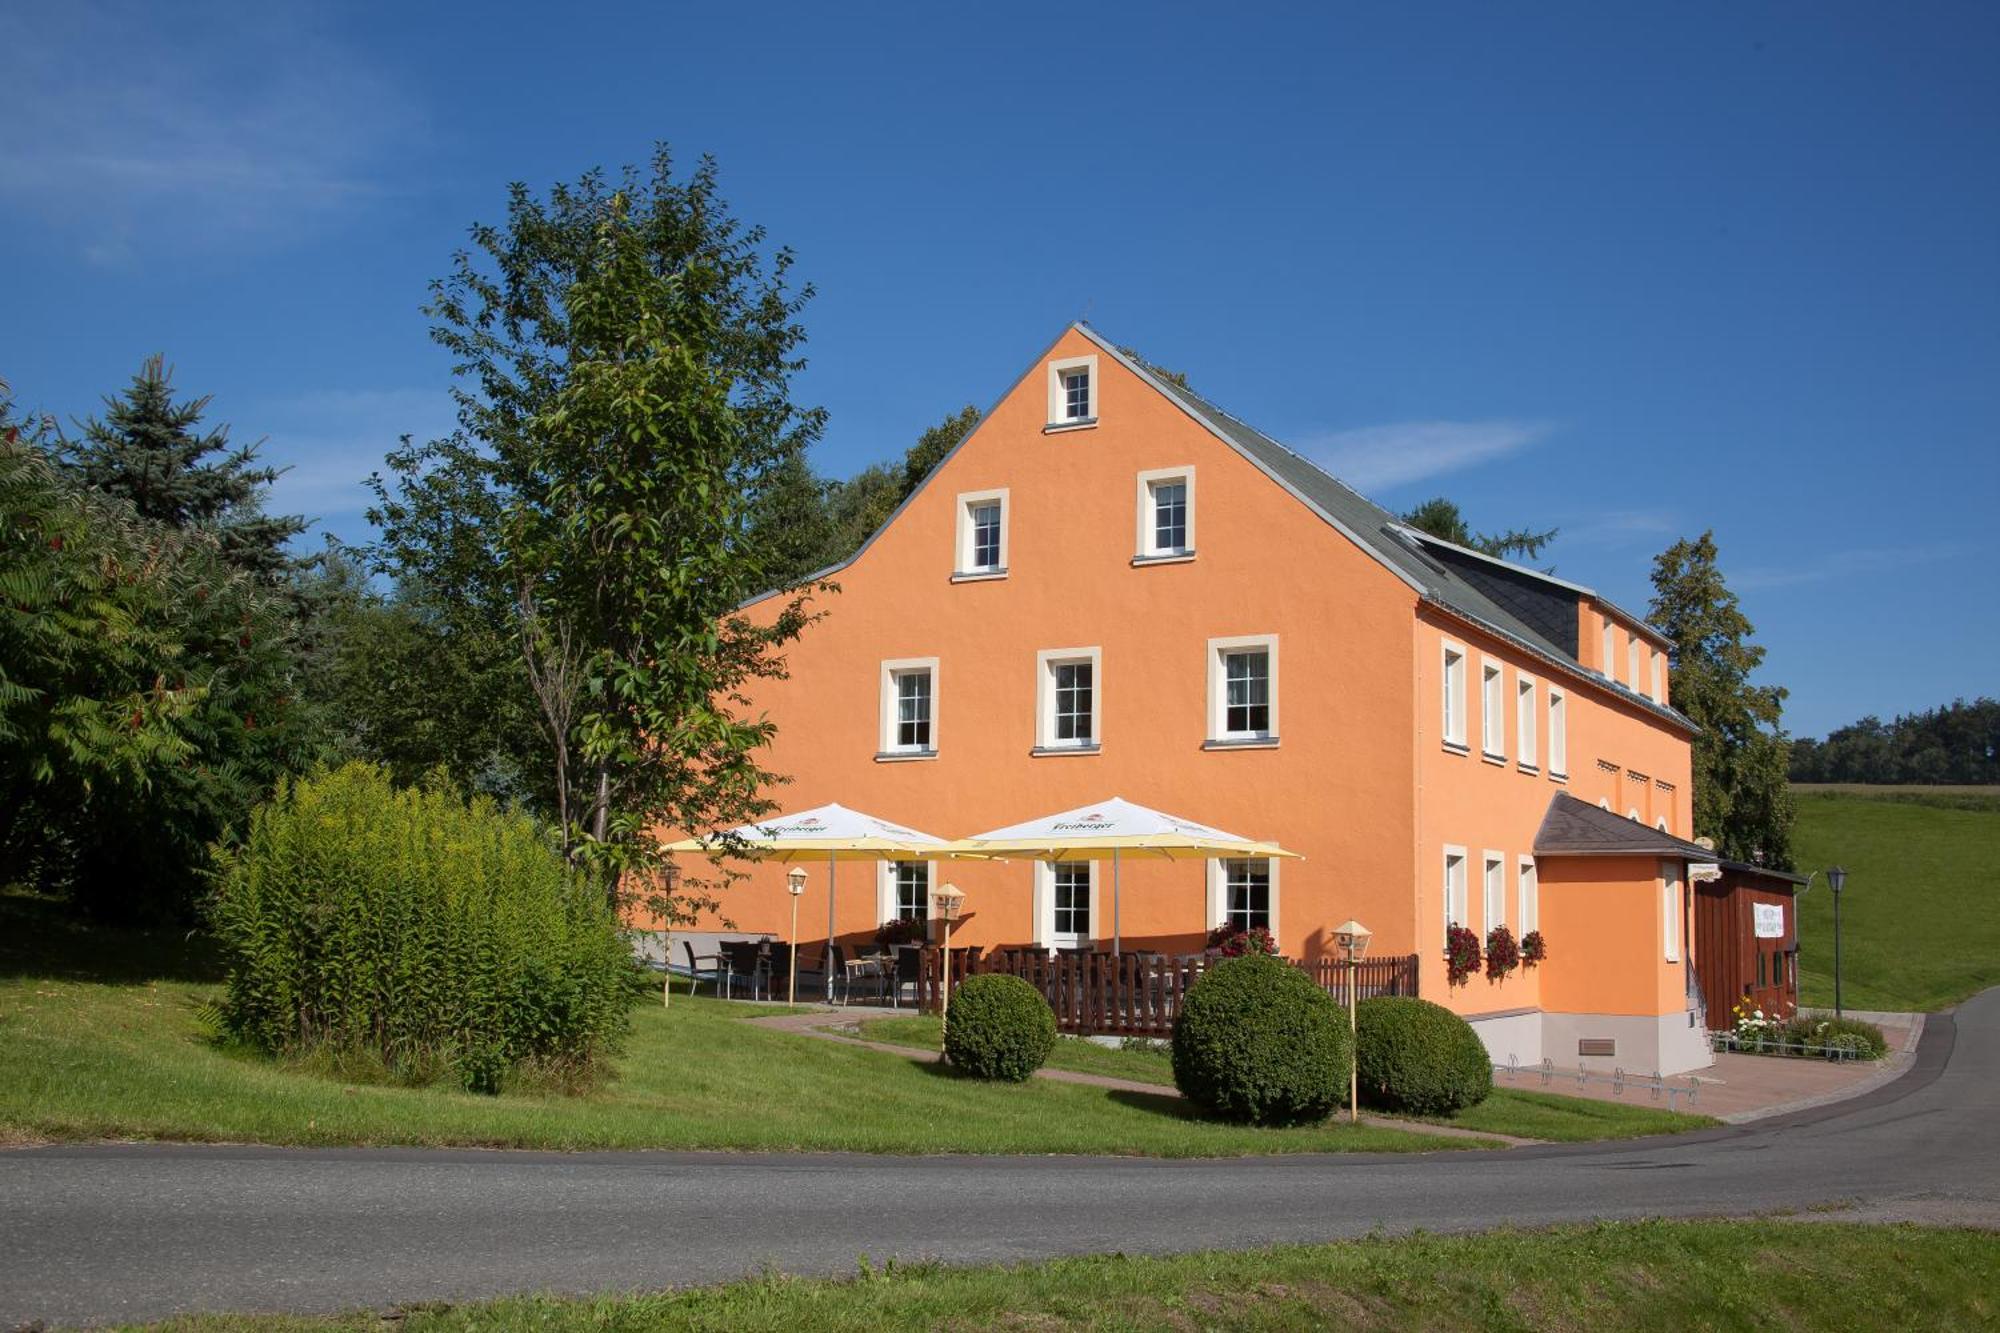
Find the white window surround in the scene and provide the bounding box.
[1034,860,1099,950]
[877,657,939,759]
[1547,687,1569,779]
[1443,846,1469,944]
[1656,817,1670,832]
[1442,641,1468,750]
[1517,856,1539,935]
[1516,674,1538,772]
[878,859,935,931]
[951,488,1009,580]
[1204,856,1280,939]
[1045,354,1099,429]
[1205,634,1278,746]
[1133,466,1196,562]
[1628,633,1643,693]
[1661,861,1683,962]
[1034,646,1102,753]
[1480,658,1505,760]
[1601,620,1617,678]
[1482,852,1505,932]
[1651,649,1666,704]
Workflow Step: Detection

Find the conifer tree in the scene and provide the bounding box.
[64,356,306,580]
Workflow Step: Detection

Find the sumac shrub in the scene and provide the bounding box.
[944,974,1057,1081]
[1354,995,1493,1115]
[209,763,635,1092]
[1171,954,1350,1125]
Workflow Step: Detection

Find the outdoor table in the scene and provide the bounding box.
[843,952,890,1005]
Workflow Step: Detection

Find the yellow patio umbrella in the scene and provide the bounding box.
[950,797,1300,955]
[664,803,959,1000]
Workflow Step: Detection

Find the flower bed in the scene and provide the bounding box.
[1720,1000,1888,1061]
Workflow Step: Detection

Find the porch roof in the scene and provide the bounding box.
[1533,792,1718,860]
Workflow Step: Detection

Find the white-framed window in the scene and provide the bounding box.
[1628,633,1643,692]
[1601,620,1617,678]
[1651,649,1666,704]
[1656,816,1670,832]
[1517,856,1539,934]
[1516,674,1538,771]
[1134,466,1195,559]
[1547,687,1568,778]
[879,859,933,926]
[1035,646,1101,751]
[877,657,938,757]
[1483,852,1505,932]
[952,488,1009,578]
[1481,659,1505,759]
[1046,354,1098,427]
[1661,861,1683,962]
[1442,642,1467,749]
[1443,847,1468,943]
[1037,860,1096,950]
[1206,634,1278,743]
[1208,858,1274,934]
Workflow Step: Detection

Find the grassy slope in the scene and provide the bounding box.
[1791,792,2000,1011]
[0,892,1472,1157]
[150,1220,1998,1332]
[860,1015,1714,1141]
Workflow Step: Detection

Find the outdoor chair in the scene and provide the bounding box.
[680,941,730,998]
[889,944,923,1009]
[720,940,771,1001]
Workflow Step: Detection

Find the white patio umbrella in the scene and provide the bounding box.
[951,797,1299,955]
[664,803,956,998]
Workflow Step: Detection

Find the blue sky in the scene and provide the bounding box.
[3,2,1995,738]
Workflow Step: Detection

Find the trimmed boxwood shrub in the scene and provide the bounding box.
[1354,995,1493,1115]
[1171,954,1351,1125]
[944,973,1057,1081]
[209,763,636,1093]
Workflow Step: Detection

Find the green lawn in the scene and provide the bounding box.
[860,1014,1715,1141]
[0,890,1476,1157]
[143,1220,1998,1331]
[1791,791,2000,1011]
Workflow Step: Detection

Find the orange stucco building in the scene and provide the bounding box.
[672,324,1718,1074]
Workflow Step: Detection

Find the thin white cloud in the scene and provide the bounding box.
[1296,420,1552,493]
[1733,544,1959,592]
[1552,508,1682,549]
[0,3,420,260]
[251,388,458,533]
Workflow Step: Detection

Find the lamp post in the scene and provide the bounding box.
[933,882,966,1058]
[662,861,681,1009]
[1828,865,1847,1017]
[1331,919,1372,1125]
[786,867,807,1006]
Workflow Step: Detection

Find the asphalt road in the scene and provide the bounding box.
[4,988,1995,1328]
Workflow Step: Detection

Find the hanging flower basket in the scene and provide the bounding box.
[1485,924,1520,980]
[1442,924,1482,987]
[1520,929,1548,967]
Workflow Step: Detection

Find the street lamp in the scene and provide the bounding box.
[1332,919,1372,1125]
[786,867,808,1006]
[662,861,682,1009]
[1828,865,1848,1018]
[933,882,966,1057]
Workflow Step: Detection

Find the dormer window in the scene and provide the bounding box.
[1045,355,1099,430]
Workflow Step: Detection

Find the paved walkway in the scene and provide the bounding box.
[745,1010,1534,1146]
[1488,1010,1925,1122]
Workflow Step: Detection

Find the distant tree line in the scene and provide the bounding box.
[1789,699,2000,786]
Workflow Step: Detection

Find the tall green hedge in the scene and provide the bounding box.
[209,763,635,1092]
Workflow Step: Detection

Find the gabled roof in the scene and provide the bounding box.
[1076,328,1696,731]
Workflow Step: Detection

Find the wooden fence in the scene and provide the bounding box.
[918,948,1420,1039]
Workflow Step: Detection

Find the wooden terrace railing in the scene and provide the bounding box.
[917,947,1421,1039]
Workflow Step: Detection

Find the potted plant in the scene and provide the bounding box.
[1484,924,1519,980]
[875,916,927,948]
[1203,924,1279,958]
[1520,929,1548,967]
